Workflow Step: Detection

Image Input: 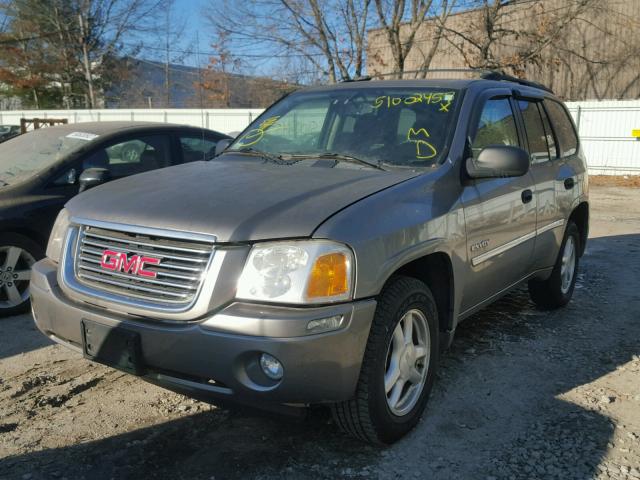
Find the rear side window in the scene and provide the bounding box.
[518,100,555,164]
[472,98,519,158]
[180,135,219,162]
[545,100,578,157]
[82,135,171,178]
[538,105,558,159]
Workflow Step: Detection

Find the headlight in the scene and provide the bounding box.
[46,209,71,263]
[236,240,354,304]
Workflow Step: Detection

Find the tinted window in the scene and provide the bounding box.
[545,100,578,157]
[472,98,519,157]
[180,135,219,162]
[519,100,553,164]
[83,135,171,178]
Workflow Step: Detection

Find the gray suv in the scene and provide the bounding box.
[31,74,588,444]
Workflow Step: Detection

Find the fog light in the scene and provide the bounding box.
[259,353,284,380]
[306,315,344,334]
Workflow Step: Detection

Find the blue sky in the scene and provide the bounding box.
[146,0,278,74]
[155,0,211,67]
[175,0,208,35]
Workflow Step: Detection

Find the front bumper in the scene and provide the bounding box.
[30,259,376,406]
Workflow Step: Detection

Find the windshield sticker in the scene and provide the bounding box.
[236,116,282,148]
[66,131,99,141]
[373,92,455,112]
[407,127,437,160]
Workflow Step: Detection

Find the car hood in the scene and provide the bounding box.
[65,159,418,242]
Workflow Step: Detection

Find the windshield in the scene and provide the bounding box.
[226,87,460,169]
[0,128,94,186]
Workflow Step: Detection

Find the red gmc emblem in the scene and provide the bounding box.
[100,250,161,279]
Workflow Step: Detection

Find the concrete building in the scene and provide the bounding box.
[366,0,640,101]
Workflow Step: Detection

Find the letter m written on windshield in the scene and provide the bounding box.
[407,128,437,159]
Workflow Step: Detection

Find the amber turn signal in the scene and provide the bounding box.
[306,252,350,299]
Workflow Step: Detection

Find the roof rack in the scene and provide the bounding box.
[340,76,372,82]
[369,68,492,78]
[362,68,554,93]
[479,71,554,94]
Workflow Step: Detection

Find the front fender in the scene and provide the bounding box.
[312,168,468,327]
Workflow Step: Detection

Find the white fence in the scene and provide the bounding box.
[0,108,265,136]
[1,100,639,175]
[566,100,640,175]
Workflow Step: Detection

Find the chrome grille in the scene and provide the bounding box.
[74,225,215,306]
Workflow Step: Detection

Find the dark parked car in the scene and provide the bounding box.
[0,121,229,316]
[0,125,21,143]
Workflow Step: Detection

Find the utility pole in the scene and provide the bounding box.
[78,9,96,109]
[164,8,171,107]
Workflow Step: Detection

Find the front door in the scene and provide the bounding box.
[460,91,537,312]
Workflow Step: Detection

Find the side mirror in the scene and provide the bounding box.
[79,168,111,193]
[465,145,530,179]
[214,139,232,157]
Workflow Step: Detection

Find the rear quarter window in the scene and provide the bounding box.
[544,100,579,157]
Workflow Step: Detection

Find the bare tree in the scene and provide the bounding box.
[0,0,168,109]
[197,31,242,108]
[372,0,456,78]
[440,0,596,73]
[205,0,371,83]
[431,0,640,100]
[149,0,191,107]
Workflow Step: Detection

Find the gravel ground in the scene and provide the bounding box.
[1,185,639,480]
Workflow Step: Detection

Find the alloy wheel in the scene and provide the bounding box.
[560,235,576,294]
[384,308,430,416]
[0,246,35,309]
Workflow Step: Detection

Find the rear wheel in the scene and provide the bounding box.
[331,276,439,444]
[528,221,580,309]
[0,234,43,318]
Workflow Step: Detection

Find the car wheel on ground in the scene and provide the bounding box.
[332,276,439,444]
[528,221,580,309]
[0,233,43,317]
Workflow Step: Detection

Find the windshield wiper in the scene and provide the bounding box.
[288,152,386,171]
[230,147,286,165]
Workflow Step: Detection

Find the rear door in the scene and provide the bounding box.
[460,89,537,312]
[80,134,172,179]
[516,98,576,270]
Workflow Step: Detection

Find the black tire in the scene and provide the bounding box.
[331,275,439,444]
[528,221,580,310]
[0,233,44,318]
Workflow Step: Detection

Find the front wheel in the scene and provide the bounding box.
[0,233,43,318]
[528,221,580,309]
[331,276,439,444]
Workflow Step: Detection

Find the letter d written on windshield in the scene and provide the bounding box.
[407,127,437,160]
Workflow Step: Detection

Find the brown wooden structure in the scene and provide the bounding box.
[20,117,68,134]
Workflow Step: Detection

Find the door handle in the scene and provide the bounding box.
[564,177,575,190]
[521,189,533,204]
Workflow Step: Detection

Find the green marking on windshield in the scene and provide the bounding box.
[236,116,282,148]
[407,127,438,160]
[372,92,456,111]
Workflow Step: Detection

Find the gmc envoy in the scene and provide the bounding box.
[31,74,588,444]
